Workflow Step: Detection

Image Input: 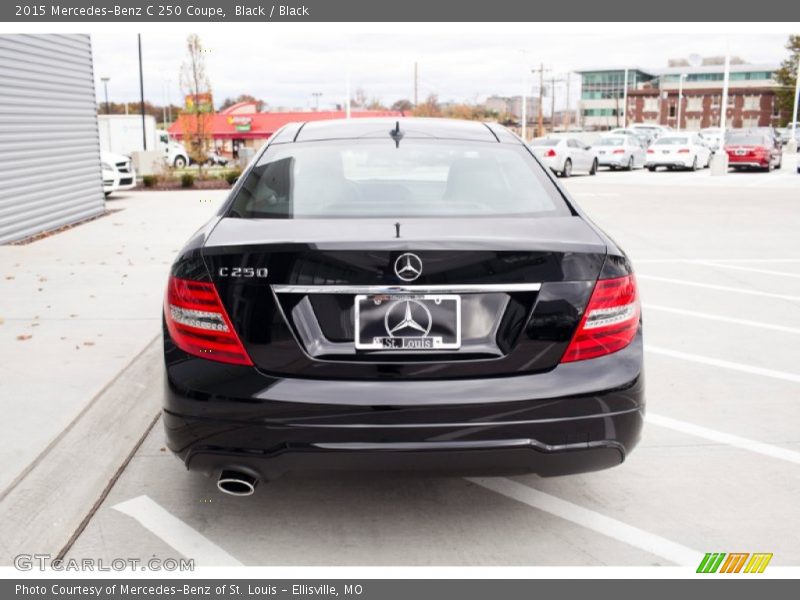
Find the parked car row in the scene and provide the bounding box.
[531,126,793,177]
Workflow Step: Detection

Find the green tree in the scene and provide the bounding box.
[391,99,414,112]
[775,35,799,125]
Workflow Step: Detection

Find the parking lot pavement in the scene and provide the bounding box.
[61,173,800,567]
[0,190,226,493]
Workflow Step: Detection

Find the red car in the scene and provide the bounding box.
[725,132,783,172]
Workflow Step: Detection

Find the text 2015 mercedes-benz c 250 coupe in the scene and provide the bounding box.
[163,118,644,496]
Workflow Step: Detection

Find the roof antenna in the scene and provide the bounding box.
[389,120,404,148]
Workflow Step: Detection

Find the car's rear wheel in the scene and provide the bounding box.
[589,158,598,175]
[562,159,572,178]
[648,166,656,172]
[173,156,187,168]
[690,156,698,171]
[625,156,634,171]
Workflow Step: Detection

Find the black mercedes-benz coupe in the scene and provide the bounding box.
[162,118,644,496]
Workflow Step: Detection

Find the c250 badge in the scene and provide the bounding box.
[217,267,268,278]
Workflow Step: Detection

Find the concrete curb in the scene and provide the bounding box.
[0,336,163,565]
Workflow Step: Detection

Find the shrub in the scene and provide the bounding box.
[225,170,242,186]
[142,175,158,188]
[180,173,195,188]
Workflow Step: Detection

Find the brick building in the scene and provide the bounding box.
[577,62,786,131]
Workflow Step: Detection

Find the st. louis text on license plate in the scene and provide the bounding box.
[354,294,461,351]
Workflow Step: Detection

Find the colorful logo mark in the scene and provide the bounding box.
[697,552,773,573]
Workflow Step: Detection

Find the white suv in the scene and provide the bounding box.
[101,152,137,197]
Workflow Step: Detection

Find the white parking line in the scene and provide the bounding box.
[643,303,800,335]
[637,274,800,302]
[467,477,701,566]
[646,414,800,466]
[113,495,243,566]
[635,259,800,264]
[645,344,800,384]
[694,261,800,279]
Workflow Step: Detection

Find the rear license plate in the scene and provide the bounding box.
[598,150,606,155]
[662,150,670,154]
[354,294,461,351]
[735,149,746,155]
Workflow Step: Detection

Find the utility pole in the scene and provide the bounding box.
[536,63,549,138]
[414,61,418,106]
[345,69,351,119]
[101,77,110,114]
[563,74,571,130]
[137,34,147,150]
[550,75,556,132]
[312,92,322,111]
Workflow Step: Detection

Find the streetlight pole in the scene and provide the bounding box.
[711,52,731,175]
[101,77,110,114]
[676,73,686,132]
[312,92,322,111]
[622,68,629,127]
[790,54,800,153]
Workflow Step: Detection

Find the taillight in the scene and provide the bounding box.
[544,149,557,157]
[678,148,690,153]
[560,275,640,363]
[612,149,625,154]
[647,149,654,154]
[164,276,253,366]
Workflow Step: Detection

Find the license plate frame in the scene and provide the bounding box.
[354,294,462,351]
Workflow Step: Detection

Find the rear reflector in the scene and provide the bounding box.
[612,149,625,154]
[678,148,690,153]
[164,276,253,366]
[560,275,640,363]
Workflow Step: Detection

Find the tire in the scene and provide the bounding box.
[648,166,656,172]
[625,156,634,171]
[589,159,598,176]
[690,157,698,172]
[173,156,187,168]
[562,159,572,178]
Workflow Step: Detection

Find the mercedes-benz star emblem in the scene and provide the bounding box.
[384,300,432,338]
[394,253,423,282]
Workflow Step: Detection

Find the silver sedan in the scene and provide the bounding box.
[529,137,598,177]
[593,134,647,170]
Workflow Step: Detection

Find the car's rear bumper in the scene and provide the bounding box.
[163,332,645,480]
[727,157,768,167]
[646,160,691,168]
[597,156,626,167]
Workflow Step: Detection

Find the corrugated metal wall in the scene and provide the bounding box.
[0,34,104,244]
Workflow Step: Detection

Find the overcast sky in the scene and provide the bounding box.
[90,28,792,111]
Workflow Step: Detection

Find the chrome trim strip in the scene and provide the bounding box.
[272,283,542,294]
[287,408,641,429]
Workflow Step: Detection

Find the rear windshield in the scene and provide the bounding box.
[530,138,559,147]
[726,135,768,145]
[654,137,689,145]
[226,139,570,219]
[596,137,624,146]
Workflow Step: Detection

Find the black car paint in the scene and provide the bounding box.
[163,118,644,482]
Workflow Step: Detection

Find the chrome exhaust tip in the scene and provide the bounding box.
[217,470,258,496]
